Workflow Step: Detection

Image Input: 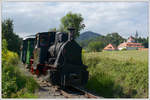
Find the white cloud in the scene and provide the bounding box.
[2,1,148,38]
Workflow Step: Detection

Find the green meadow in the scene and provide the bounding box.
[83,50,148,98]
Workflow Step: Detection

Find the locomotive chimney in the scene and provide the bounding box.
[68,27,75,41]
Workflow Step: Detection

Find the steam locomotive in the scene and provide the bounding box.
[21,28,88,87]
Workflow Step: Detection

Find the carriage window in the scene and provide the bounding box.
[39,36,49,46]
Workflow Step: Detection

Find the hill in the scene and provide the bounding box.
[77,31,101,42]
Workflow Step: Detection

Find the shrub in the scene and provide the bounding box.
[121,48,127,51]
[6,51,19,65]
[88,41,105,52]
[2,46,39,98]
[2,39,8,65]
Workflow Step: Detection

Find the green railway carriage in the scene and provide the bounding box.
[26,38,35,65]
[21,35,35,65]
[21,39,28,63]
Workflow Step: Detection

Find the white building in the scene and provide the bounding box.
[118,36,144,50]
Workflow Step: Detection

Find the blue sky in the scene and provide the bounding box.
[2,1,149,38]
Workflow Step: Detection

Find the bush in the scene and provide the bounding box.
[6,51,19,65]
[2,45,39,98]
[2,64,39,98]
[88,41,104,52]
[121,48,127,51]
[2,39,8,65]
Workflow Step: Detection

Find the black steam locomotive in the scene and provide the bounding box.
[21,28,88,87]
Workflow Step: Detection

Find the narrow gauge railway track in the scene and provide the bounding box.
[59,85,99,98]
[32,74,99,98]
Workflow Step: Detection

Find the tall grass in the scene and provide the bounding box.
[83,50,148,98]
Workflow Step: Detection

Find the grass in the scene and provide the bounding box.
[83,50,148,98]
[88,50,148,63]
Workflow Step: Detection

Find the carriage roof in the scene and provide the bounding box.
[23,35,35,40]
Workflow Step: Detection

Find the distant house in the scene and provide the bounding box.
[103,44,117,51]
[118,36,144,50]
[127,36,135,43]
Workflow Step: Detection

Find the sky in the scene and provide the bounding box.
[2,1,149,38]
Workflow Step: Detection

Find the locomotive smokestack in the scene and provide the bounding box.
[68,27,75,41]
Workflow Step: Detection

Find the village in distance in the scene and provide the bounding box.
[77,30,148,52]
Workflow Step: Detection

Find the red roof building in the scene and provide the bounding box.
[103,44,117,51]
[118,36,144,50]
[127,36,135,43]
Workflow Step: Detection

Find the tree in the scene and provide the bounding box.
[2,19,22,55]
[88,41,105,52]
[59,12,85,38]
[136,36,148,48]
[105,32,125,46]
[48,28,57,32]
[2,19,14,39]
[142,37,148,48]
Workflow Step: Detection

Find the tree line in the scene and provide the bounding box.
[2,19,23,55]
[79,33,148,52]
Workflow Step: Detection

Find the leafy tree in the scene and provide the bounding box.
[48,28,57,32]
[139,37,148,48]
[105,33,125,46]
[136,36,148,48]
[59,12,85,38]
[2,19,22,55]
[143,37,148,48]
[88,41,105,52]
